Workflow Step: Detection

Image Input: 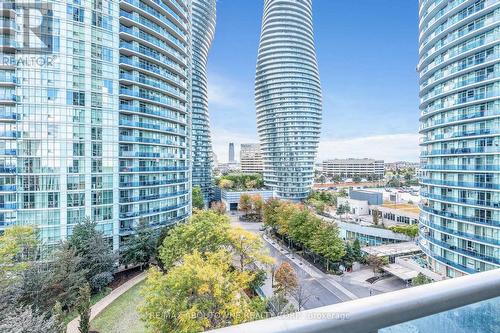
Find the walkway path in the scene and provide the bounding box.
[66,272,147,333]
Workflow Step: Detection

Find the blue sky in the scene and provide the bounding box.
[207,0,420,163]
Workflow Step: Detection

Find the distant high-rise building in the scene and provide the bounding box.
[322,159,384,178]
[228,142,235,163]
[0,0,192,251]
[418,0,500,276]
[255,0,322,200]
[191,0,216,203]
[240,144,263,174]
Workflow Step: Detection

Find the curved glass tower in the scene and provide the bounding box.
[255,0,322,200]
[118,0,191,241]
[191,0,216,203]
[418,0,500,276]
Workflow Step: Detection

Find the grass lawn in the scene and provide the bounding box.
[90,281,146,333]
[64,288,112,325]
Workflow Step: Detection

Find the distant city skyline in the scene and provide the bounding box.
[208,0,419,163]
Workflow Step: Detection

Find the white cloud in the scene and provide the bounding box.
[318,133,419,162]
[208,73,253,111]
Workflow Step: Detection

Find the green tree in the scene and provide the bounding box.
[342,243,356,270]
[140,250,259,332]
[69,218,116,292]
[309,222,345,268]
[412,273,432,286]
[268,292,296,316]
[389,224,419,238]
[52,301,65,333]
[352,238,363,261]
[121,220,158,270]
[336,203,351,218]
[262,198,282,229]
[159,210,230,268]
[77,283,91,333]
[192,186,205,211]
[42,242,87,311]
[0,306,57,333]
[0,226,38,284]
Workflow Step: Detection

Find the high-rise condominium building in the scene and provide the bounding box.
[240,143,263,174]
[0,0,191,250]
[255,0,322,201]
[418,0,500,276]
[228,142,235,162]
[322,158,385,178]
[191,0,216,203]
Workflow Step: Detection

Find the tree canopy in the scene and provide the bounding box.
[217,173,264,190]
[68,218,116,291]
[192,186,205,210]
[140,250,261,333]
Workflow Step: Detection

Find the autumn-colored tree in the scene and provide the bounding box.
[367,255,388,274]
[210,201,226,215]
[140,250,259,332]
[229,227,273,271]
[274,262,298,295]
[245,179,258,189]
[252,194,264,218]
[219,179,234,189]
[239,194,252,215]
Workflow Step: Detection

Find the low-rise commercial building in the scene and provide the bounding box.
[322,158,384,178]
[220,188,275,211]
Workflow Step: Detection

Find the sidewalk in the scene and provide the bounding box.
[66,272,146,333]
[262,233,357,302]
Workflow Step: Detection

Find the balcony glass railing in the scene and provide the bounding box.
[420,204,500,227]
[207,269,500,333]
[420,146,500,156]
[420,164,500,171]
[420,232,500,265]
[119,165,187,172]
[119,103,187,120]
[420,217,500,246]
[420,178,500,190]
[421,191,500,208]
[119,201,188,219]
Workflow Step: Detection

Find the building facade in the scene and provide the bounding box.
[255,0,322,201]
[240,143,263,174]
[191,0,216,203]
[418,0,500,276]
[228,142,235,163]
[0,0,192,251]
[322,158,385,178]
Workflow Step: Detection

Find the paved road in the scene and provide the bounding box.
[231,215,347,309]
